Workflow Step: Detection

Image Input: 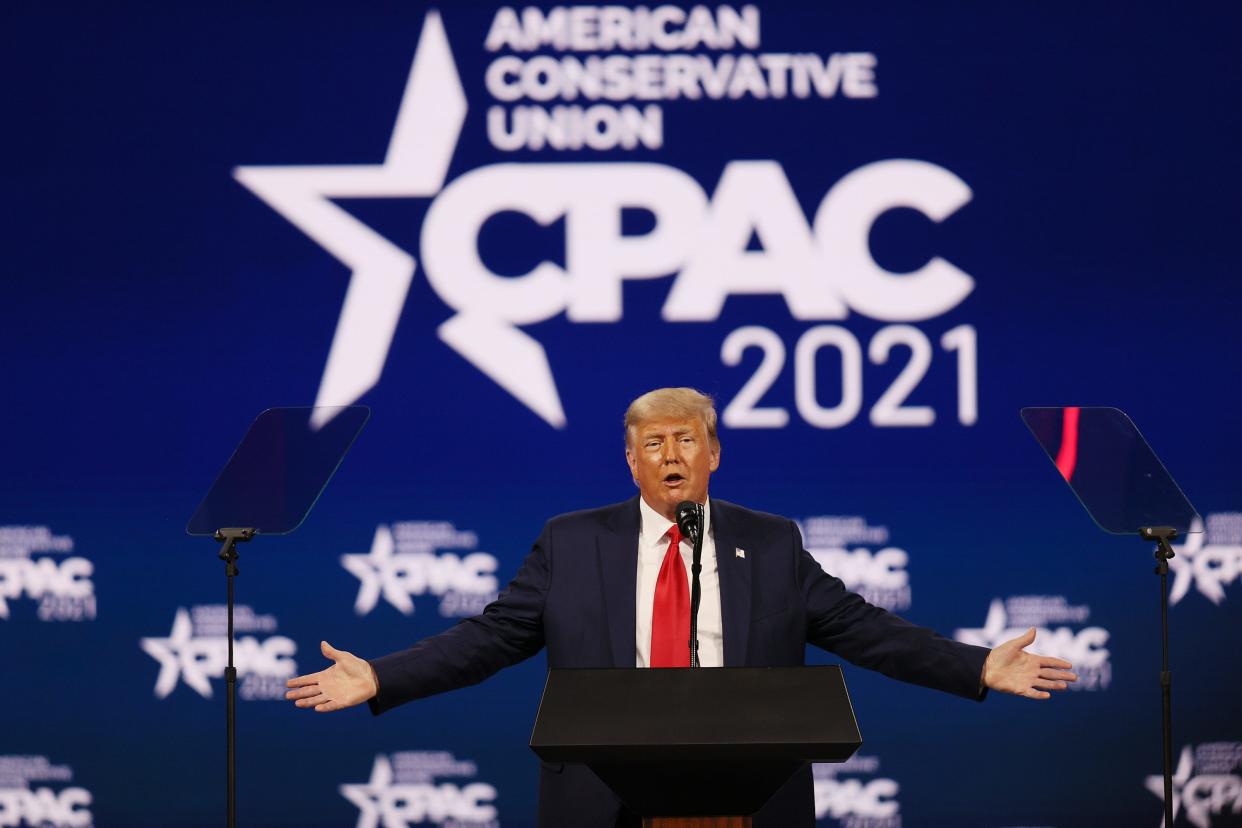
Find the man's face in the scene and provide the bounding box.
[625,416,720,521]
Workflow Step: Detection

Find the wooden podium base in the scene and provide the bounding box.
[642,818,751,828]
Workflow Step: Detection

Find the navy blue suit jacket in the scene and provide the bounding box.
[369,497,988,827]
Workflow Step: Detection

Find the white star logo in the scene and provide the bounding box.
[140,607,217,698]
[952,598,1009,648]
[341,525,415,616]
[234,12,566,428]
[340,755,392,828]
[1145,746,1194,828]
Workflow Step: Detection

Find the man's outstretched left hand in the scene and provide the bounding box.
[983,627,1078,699]
[285,640,378,713]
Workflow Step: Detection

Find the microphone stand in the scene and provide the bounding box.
[689,526,703,668]
[678,503,705,669]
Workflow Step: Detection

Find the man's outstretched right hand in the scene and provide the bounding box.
[285,640,379,713]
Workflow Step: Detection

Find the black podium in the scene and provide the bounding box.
[529,667,862,828]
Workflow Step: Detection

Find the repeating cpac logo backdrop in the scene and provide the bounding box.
[343,522,500,618]
[140,605,296,700]
[1171,514,1242,606]
[803,516,911,611]
[954,596,1111,691]
[813,754,900,828]
[0,526,94,622]
[342,751,498,828]
[0,755,92,828]
[236,6,980,432]
[1146,742,1242,828]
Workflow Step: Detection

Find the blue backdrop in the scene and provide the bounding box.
[4,3,1241,827]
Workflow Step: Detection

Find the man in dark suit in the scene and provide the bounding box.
[286,388,1077,827]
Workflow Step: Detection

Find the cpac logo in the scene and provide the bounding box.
[0,557,93,621]
[811,547,910,612]
[1170,515,1242,606]
[341,755,498,828]
[813,755,899,827]
[804,516,910,611]
[342,524,499,618]
[814,779,899,823]
[1146,743,1242,828]
[0,526,94,622]
[954,598,1111,690]
[0,788,92,828]
[140,608,296,699]
[236,12,975,429]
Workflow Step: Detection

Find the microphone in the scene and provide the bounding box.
[676,500,703,541]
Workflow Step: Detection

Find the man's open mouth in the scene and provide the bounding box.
[663,473,685,485]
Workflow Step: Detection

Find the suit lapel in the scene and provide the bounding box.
[712,500,752,666]
[599,497,641,668]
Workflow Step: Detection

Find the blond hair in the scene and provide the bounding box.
[624,387,719,448]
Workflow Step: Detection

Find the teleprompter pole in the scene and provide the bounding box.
[1140,526,1176,828]
[215,528,255,828]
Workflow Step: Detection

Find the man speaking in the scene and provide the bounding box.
[285,387,1077,826]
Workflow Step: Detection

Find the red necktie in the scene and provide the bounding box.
[650,524,690,667]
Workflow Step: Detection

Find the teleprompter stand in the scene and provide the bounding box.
[187,406,370,827]
[214,527,254,828]
[1140,525,1178,828]
[530,667,862,826]
[1021,406,1201,828]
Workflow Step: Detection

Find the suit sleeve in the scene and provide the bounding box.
[795,520,989,701]
[366,521,552,715]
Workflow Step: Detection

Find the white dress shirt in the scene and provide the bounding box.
[634,496,724,668]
